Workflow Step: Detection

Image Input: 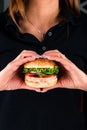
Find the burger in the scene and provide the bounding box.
[23,58,59,88]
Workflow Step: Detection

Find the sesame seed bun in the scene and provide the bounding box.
[24,58,56,68]
[25,74,57,88]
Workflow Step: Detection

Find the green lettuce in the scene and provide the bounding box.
[23,66,59,76]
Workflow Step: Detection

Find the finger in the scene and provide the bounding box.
[40,86,57,93]
[43,49,63,56]
[44,55,75,72]
[6,57,35,72]
[15,50,39,60]
[21,84,41,92]
[43,50,66,59]
[7,50,40,72]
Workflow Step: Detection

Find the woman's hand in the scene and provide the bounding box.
[42,50,87,92]
[0,50,40,92]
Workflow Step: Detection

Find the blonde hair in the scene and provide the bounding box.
[9,0,80,28]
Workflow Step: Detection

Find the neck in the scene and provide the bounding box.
[26,0,59,28]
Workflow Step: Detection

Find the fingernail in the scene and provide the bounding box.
[43,55,50,59]
[42,55,49,58]
[38,55,43,58]
[36,55,41,58]
[32,55,38,59]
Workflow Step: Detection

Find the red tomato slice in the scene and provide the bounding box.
[26,73,37,77]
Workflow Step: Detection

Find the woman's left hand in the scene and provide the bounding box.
[41,50,87,92]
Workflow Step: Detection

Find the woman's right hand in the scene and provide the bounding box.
[0,50,40,92]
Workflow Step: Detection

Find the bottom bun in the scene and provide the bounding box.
[25,75,58,88]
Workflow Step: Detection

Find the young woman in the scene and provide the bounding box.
[0,0,87,129]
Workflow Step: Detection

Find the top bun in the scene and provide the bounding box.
[24,58,56,68]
